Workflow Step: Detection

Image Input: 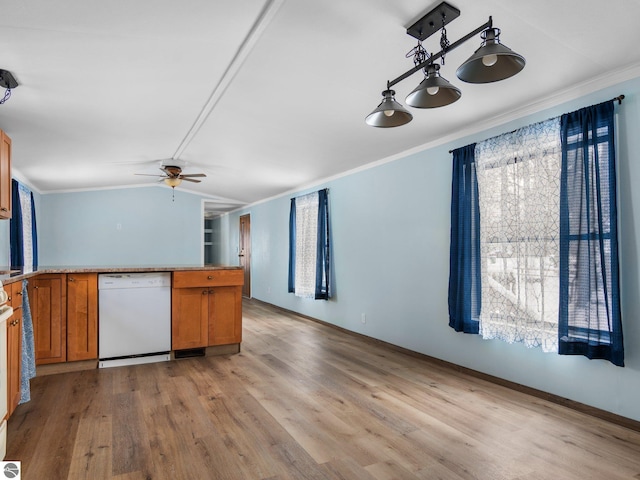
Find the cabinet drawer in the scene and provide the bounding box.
[173,269,244,288]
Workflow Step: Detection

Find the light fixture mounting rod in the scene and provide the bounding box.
[388,17,493,89]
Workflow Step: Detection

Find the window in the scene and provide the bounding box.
[288,189,331,299]
[448,101,623,366]
[476,118,561,352]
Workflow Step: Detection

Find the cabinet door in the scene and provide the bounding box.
[7,314,21,417]
[208,286,242,346]
[0,131,11,219]
[31,274,67,364]
[171,287,209,350]
[7,281,23,416]
[67,273,98,361]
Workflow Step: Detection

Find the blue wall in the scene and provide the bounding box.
[221,76,640,422]
[36,186,204,266]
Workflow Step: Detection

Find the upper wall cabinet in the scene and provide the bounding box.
[0,130,11,219]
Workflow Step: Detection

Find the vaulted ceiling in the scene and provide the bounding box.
[1,0,639,215]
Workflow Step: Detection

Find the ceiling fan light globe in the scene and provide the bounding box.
[164,177,182,188]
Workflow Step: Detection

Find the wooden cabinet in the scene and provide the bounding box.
[208,286,243,345]
[30,274,67,365]
[172,269,243,351]
[66,273,98,361]
[30,273,97,365]
[7,281,23,417]
[171,287,209,350]
[0,130,11,219]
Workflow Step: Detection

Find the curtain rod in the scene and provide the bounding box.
[448,94,626,153]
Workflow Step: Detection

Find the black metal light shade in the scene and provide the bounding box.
[365,89,413,128]
[0,69,19,105]
[406,64,461,108]
[456,28,525,83]
[0,69,18,90]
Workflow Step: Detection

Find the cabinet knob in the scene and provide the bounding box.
[0,207,7,212]
[208,290,214,295]
[69,277,75,282]
[16,292,22,296]
[202,290,208,295]
[207,275,213,280]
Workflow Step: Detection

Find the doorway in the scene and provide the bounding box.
[239,214,251,298]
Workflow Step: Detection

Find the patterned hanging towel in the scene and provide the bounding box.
[20,279,36,404]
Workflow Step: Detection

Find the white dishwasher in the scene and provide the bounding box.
[98,272,171,368]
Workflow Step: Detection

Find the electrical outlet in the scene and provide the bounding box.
[361,313,366,324]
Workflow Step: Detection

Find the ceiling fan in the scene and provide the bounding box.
[135,164,206,200]
[135,164,206,187]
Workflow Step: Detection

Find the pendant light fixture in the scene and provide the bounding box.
[0,69,18,105]
[365,89,413,128]
[456,28,525,83]
[366,2,525,127]
[406,63,461,108]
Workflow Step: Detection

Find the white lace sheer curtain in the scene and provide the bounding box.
[18,183,33,269]
[475,118,561,352]
[294,192,319,298]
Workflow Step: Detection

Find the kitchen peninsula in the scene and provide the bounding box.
[2,265,244,375]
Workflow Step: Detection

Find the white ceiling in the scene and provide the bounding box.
[2,0,640,215]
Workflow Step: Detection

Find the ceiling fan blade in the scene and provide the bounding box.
[135,173,166,177]
[180,173,206,178]
[181,177,202,183]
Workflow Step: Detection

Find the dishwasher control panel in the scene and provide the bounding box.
[98,272,171,289]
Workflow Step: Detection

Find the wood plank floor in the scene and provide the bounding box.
[7,299,640,479]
